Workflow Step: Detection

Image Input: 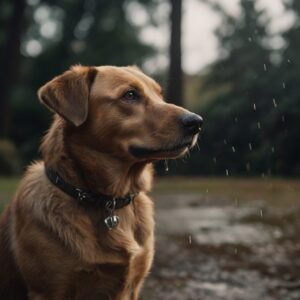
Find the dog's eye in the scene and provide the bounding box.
[123,90,140,102]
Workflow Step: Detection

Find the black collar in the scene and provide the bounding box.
[45,168,137,210]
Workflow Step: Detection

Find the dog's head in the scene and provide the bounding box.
[38,65,203,161]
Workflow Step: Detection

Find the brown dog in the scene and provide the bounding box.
[0,65,202,300]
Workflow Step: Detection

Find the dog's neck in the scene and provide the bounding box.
[41,118,153,197]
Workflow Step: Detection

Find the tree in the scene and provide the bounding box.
[0,0,26,138]
[167,0,183,107]
[270,0,300,175]
[187,0,275,176]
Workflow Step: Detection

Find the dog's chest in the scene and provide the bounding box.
[72,195,154,296]
[74,230,153,298]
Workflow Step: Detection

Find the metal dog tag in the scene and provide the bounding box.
[104,199,119,230]
[104,215,119,230]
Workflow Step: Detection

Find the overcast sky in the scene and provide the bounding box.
[138,0,296,74]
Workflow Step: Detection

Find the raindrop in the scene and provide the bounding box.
[234,248,238,255]
[271,147,275,153]
[164,160,169,172]
[232,146,236,153]
[257,122,261,129]
[224,139,228,145]
[260,209,263,218]
[263,64,267,71]
[248,37,252,42]
[272,98,277,108]
[213,157,217,164]
[287,58,291,63]
[248,143,252,151]
[261,173,265,178]
[282,81,286,89]
[225,169,229,176]
[188,235,192,244]
[253,103,256,111]
[282,115,285,123]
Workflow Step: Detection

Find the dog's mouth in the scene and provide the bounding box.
[129,134,199,159]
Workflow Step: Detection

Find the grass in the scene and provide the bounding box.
[0,177,19,211]
[0,177,19,192]
[153,177,300,207]
[1,176,300,212]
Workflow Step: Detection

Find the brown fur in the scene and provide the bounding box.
[0,65,197,299]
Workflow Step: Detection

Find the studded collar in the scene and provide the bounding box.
[45,167,137,210]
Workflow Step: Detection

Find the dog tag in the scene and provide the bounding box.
[104,215,119,230]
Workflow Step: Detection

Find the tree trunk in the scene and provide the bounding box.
[0,0,26,138]
[167,0,183,107]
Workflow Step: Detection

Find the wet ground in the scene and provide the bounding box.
[141,179,300,300]
[1,177,300,299]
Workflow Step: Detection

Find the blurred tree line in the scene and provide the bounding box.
[0,0,299,177]
[0,0,159,174]
[181,0,300,177]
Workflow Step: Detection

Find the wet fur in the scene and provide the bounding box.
[0,65,192,299]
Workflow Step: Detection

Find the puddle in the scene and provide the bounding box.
[144,189,300,300]
[187,281,249,299]
[156,206,280,245]
[195,223,273,245]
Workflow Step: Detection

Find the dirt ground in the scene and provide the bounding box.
[141,179,300,300]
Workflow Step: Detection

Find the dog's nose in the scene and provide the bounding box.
[180,113,203,134]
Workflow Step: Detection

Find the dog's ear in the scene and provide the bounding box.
[38,66,97,126]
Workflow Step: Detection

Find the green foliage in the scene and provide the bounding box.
[174,0,300,177]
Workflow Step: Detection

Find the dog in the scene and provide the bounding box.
[0,65,203,300]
